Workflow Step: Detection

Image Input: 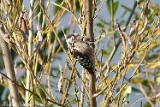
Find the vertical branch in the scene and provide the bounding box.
[85,0,96,107]
[0,24,20,107]
[86,0,94,46]
[25,0,35,106]
[80,70,85,107]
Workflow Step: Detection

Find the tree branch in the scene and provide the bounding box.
[85,0,96,106]
[0,24,20,107]
[25,0,35,106]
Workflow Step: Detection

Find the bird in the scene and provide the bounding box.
[66,33,95,75]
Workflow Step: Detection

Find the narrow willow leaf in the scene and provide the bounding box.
[113,1,119,15]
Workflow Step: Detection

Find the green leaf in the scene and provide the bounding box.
[72,90,79,95]
[156,49,160,53]
[106,0,111,15]
[0,55,4,70]
[124,93,130,101]
[58,27,69,39]
[121,5,132,12]
[56,69,61,76]
[96,20,104,27]
[118,20,126,25]
[35,4,44,23]
[148,54,159,61]
[50,27,69,52]
[58,27,69,51]
[106,0,119,15]
[50,27,69,43]
[103,45,114,59]
[120,10,127,18]
[113,1,119,15]
[76,1,80,12]
[132,87,141,93]
[143,101,156,107]
[0,85,5,104]
[64,98,79,105]
[121,5,139,17]
[142,80,149,87]
[152,9,159,17]
[122,85,132,97]
[156,77,160,85]
[53,0,63,14]
[34,85,46,103]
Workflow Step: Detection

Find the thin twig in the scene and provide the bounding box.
[0,72,65,107]
[139,84,154,107]
[102,1,137,71]
[25,0,35,105]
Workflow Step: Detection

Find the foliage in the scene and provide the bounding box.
[0,0,160,107]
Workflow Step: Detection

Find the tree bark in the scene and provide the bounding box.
[85,0,96,107]
[0,24,20,107]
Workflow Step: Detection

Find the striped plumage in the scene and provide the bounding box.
[66,33,95,75]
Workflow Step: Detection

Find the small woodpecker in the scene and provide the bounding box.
[66,33,95,75]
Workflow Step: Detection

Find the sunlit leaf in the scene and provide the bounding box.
[137,0,145,5]
[156,77,160,85]
[121,85,132,98]
[152,9,159,17]
[131,77,143,84]
[146,61,160,68]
